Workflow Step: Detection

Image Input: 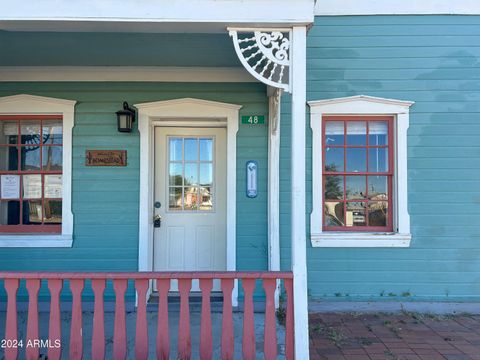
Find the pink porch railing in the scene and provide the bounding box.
[1,271,294,360]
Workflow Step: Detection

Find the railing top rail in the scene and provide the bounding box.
[0,271,293,280]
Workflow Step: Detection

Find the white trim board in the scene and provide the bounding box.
[134,97,241,305]
[315,0,480,15]
[0,67,256,83]
[0,94,75,248]
[308,95,413,248]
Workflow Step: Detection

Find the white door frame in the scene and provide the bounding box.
[135,98,241,305]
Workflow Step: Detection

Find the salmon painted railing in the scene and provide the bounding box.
[0,271,294,360]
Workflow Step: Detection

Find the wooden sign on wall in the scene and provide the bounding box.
[85,150,127,166]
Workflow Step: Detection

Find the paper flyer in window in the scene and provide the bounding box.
[0,174,20,199]
[45,175,63,198]
[23,175,42,199]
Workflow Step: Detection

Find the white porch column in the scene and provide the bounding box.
[291,26,309,359]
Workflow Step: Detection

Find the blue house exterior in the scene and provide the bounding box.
[0,1,480,358]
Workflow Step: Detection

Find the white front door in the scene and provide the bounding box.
[153,127,227,291]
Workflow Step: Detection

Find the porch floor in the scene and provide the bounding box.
[309,312,480,360]
[0,308,287,359]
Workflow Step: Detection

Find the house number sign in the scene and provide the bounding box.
[85,150,127,166]
[246,160,258,198]
[241,115,265,125]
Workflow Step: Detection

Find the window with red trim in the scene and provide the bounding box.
[0,115,63,233]
[323,116,393,232]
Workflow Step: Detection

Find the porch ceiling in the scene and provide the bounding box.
[0,0,314,33]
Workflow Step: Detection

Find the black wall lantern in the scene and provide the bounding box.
[116,101,136,132]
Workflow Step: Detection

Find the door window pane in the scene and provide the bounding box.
[199,138,213,161]
[169,163,183,186]
[184,163,198,186]
[199,164,213,186]
[199,186,212,211]
[184,138,198,161]
[169,138,183,162]
[169,187,182,210]
[184,187,198,210]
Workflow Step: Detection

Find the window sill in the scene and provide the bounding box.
[311,232,411,248]
[0,234,73,248]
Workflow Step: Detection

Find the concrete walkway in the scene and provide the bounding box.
[0,309,287,359]
[309,312,480,360]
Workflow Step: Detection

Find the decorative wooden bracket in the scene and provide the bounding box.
[229,28,292,92]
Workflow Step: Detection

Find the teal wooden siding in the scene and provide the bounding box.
[290,15,480,301]
[0,82,269,301]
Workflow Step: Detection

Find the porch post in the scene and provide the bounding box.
[291,26,309,359]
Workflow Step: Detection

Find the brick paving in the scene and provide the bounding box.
[309,312,480,360]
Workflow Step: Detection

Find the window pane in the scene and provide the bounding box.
[21,146,41,171]
[184,138,198,161]
[369,121,388,145]
[368,201,388,227]
[43,200,62,224]
[199,186,212,211]
[0,200,20,225]
[0,146,19,171]
[23,200,43,224]
[368,148,388,172]
[169,163,183,186]
[42,146,62,170]
[20,121,41,145]
[325,121,344,145]
[23,174,42,199]
[368,176,388,201]
[0,121,19,144]
[346,176,366,200]
[199,138,213,161]
[169,187,182,210]
[44,175,63,198]
[325,147,344,172]
[199,163,213,186]
[324,202,344,227]
[324,176,344,200]
[169,138,182,162]
[346,202,366,227]
[0,175,20,199]
[346,121,366,145]
[184,163,198,186]
[42,120,63,144]
[346,148,366,172]
[184,187,198,210]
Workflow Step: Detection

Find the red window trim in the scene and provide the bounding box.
[0,115,63,234]
[322,115,394,232]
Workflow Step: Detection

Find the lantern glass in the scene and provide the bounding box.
[117,112,133,132]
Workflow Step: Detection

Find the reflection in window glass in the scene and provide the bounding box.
[169,187,182,210]
[369,121,388,145]
[0,121,19,144]
[0,201,20,225]
[346,148,366,172]
[42,121,63,144]
[368,201,388,227]
[23,200,42,225]
[368,148,388,172]
[199,139,213,161]
[324,202,344,227]
[346,121,366,145]
[169,138,182,162]
[346,176,366,200]
[0,147,19,171]
[20,121,41,145]
[199,164,213,186]
[184,163,198,186]
[325,121,344,145]
[21,146,41,171]
[43,200,62,224]
[325,147,344,172]
[346,202,366,227]
[184,187,199,210]
[368,176,388,200]
[169,163,183,186]
[199,186,212,211]
[324,176,344,200]
[42,146,63,170]
[184,138,198,161]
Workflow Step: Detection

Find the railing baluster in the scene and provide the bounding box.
[221,278,234,360]
[4,278,19,360]
[156,279,170,360]
[263,279,277,360]
[178,278,192,360]
[242,278,256,360]
[199,278,213,360]
[26,279,41,360]
[48,279,63,360]
[284,278,294,360]
[113,279,128,360]
[135,279,149,360]
[69,279,84,360]
[91,279,106,360]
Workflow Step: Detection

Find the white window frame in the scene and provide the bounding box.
[0,94,75,247]
[308,95,414,248]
